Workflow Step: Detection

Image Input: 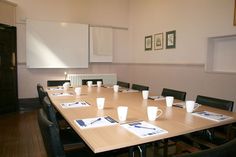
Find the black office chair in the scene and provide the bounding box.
[47,80,71,87]
[131,84,149,91]
[82,79,103,85]
[42,96,85,150]
[196,95,234,111]
[161,88,186,101]
[37,83,47,105]
[190,95,234,146]
[176,138,236,157]
[117,81,130,89]
[38,109,93,157]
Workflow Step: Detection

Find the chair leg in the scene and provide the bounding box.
[163,139,168,157]
[153,142,159,157]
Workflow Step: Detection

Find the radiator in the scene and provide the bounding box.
[67,73,117,86]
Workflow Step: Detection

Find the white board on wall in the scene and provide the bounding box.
[89,26,113,62]
[26,19,88,68]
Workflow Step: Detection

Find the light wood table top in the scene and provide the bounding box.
[47,86,236,153]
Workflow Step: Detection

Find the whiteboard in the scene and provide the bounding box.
[26,19,88,68]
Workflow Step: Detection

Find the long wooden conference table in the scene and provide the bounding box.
[47,85,236,155]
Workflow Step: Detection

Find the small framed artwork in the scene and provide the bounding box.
[145,35,152,51]
[166,30,176,49]
[154,33,163,50]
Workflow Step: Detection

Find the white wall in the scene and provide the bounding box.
[11,0,129,98]
[7,0,236,111]
[128,0,236,64]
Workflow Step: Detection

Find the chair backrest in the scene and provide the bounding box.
[131,84,149,91]
[38,109,66,157]
[196,95,234,111]
[37,84,48,106]
[161,88,186,101]
[42,96,59,128]
[178,138,236,157]
[117,81,130,89]
[47,80,71,87]
[82,79,103,85]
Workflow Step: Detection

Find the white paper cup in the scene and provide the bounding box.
[186,100,199,113]
[87,81,92,87]
[117,106,128,121]
[74,87,81,95]
[96,97,105,109]
[63,82,70,90]
[166,96,174,107]
[113,85,119,92]
[142,90,149,99]
[147,106,163,121]
[97,81,102,87]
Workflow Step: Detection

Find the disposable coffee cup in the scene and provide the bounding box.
[117,106,128,121]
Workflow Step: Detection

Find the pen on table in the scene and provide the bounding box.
[90,118,102,125]
[134,125,156,130]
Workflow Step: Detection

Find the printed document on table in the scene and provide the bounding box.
[148,96,165,101]
[75,116,118,129]
[51,92,73,97]
[192,111,233,122]
[121,121,168,138]
[172,102,200,108]
[61,101,90,108]
[48,87,63,91]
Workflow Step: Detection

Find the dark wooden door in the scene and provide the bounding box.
[0,24,18,114]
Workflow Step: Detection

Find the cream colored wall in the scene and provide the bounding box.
[8,0,236,112]
[11,0,129,98]
[0,0,16,26]
[128,0,236,64]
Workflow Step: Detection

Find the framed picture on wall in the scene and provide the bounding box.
[145,35,152,51]
[166,30,176,49]
[154,33,163,50]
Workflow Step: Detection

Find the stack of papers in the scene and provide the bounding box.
[51,92,73,97]
[192,111,233,122]
[61,101,90,108]
[75,116,118,129]
[148,96,165,100]
[121,121,168,138]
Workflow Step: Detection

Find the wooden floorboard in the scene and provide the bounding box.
[0,110,47,157]
[0,109,193,157]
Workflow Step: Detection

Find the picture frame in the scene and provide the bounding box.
[166,30,176,49]
[234,0,236,26]
[154,33,163,50]
[145,35,152,51]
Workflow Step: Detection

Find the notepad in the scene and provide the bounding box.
[148,96,165,101]
[48,87,64,90]
[51,92,73,97]
[192,111,233,122]
[61,101,90,108]
[172,102,200,108]
[75,116,118,129]
[120,89,139,93]
[121,121,168,138]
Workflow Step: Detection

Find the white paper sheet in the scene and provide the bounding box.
[75,116,118,129]
[51,92,73,97]
[148,96,165,100]
[192,111,233,122]
[61,101,90,108]
[121,121,168,138]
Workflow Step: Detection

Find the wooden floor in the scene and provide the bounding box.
[0,109,192,157]
[0,110,47,157]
